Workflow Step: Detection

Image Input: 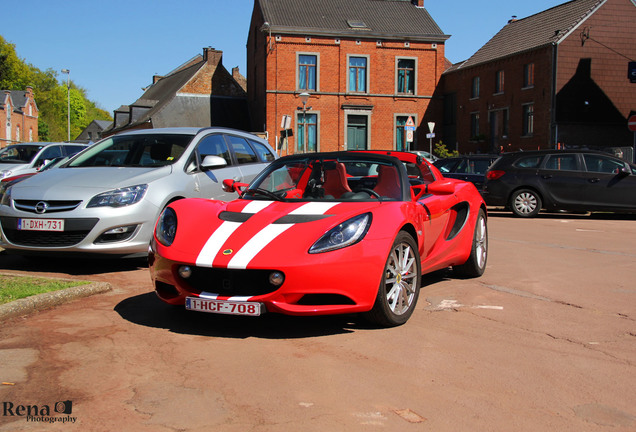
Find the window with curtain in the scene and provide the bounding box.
[397,59,415,94]
[522,104,534,136]
[298,55,317,91]
[471,76,480,99]
[470,112,480,138]
[495,70,505,93]
[395,116,408,151]
[297,113,317,153]
[523,63,535,88]
[348,56,367,92]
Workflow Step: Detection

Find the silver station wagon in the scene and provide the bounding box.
[0,127,277,258]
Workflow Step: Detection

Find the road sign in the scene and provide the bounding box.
[406,130,414,142]
[406,116,415,127]
[426,133,435,139]
[281,115,291,129]
[427,122,435,133]
[405,125,416,131]
[629,114,636,132]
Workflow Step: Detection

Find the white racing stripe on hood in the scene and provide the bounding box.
[195,201,273,267]
[227,201,338,269]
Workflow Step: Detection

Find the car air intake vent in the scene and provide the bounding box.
[3,230,90,247]
[14,200,82,214]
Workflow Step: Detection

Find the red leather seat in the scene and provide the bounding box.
[323,162,352,198]
[373,165,401,199]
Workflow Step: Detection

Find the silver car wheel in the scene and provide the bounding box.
[385,241,418,315]
[511,189,541,217]
[474,214,487,269]
[366,232,421,327]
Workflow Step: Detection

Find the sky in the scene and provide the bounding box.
[2,0,566,114]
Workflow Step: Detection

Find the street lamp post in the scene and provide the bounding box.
[297,92,312,153]
[61,69,70,142]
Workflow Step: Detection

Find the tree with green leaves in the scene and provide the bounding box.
[0,35,111,142]
[433,141,459,158]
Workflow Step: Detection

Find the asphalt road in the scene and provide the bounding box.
[1,212,635,431]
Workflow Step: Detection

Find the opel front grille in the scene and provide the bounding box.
[14,200,82,214]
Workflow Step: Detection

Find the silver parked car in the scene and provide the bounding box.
[0,127,277,258]
[0,142,88,179]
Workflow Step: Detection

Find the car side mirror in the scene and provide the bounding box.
[411,180,456,201]
[201,155,228,170]
[222,178,248,196]
[427,180,456,195]
[615,166,631,177]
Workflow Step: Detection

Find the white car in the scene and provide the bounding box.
[0,142,88,179]
[0,127,277,258]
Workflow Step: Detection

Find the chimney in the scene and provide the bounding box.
[412,0,424,7]
[203,46,223,67]
[232,67,247,92]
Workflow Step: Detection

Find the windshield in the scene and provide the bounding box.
[244,156,405,202]
[67,134,193,168]
[0,145,42,164]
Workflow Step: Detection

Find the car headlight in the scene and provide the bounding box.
[309,213,372,254]
[156,207,177,247]
[0,185,12,206]
[0,170,12,179]
[87,184,148,208]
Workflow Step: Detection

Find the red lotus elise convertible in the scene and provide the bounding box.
[149,151,487,326]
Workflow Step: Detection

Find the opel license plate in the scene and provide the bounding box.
[18,218,64,232]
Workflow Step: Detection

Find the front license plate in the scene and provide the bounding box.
[18,218,64,232]
[185,297,261,316]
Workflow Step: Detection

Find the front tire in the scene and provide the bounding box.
[510,189,541,217]
[366,232,421,327]
[454,208,488,278]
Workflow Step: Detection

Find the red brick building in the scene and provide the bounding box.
[441,0,636,158]
[0,87,39,147]
[247,0,449,155]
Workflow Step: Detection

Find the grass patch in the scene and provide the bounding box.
[0,275,90,305]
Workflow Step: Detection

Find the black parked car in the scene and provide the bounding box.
[483,150,636,217]
[433,154,498,193]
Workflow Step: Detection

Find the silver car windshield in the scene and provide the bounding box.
[0,145,43,164]
[67,134,193,168]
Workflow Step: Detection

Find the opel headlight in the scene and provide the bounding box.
[156,207,177,247]
[309,213,372,254]
[0,185,12,206]
[87,184,148,208]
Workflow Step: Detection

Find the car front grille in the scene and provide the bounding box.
[13,200,82,214]
[182,267,283,297]
[0,217,98,247]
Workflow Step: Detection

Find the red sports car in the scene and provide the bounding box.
[149,151,487,326]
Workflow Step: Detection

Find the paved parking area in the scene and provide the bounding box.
[1,212,635,431]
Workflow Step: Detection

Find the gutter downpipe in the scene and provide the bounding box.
[550,42,558,149]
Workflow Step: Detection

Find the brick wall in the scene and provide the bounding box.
[250,26,446,154]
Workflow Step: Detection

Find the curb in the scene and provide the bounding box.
[0,280,112,322]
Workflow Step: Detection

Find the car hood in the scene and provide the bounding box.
[160,198,386,267]
[0,162,31,175]
[7,166,172,200]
